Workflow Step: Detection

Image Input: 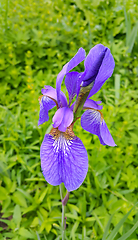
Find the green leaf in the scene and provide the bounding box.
[45,223,52,234]
[106,205,137,240]
[17,188,33,202]
[66,213,82,222]
[38,188,48,203]
[71,221,80,238]
[126,22,138,53]
[79,193,86,220]
[117,220,138,240]
[39,220,52,234]
[23,204,37,215]
[0,187,8,200]
[102,214,114,240]
[18,227,34,239]
[12,191,27,208]
[13,205,21,227]
[93,212,104,232]
[25,178,45,182]
[30,217,39,228]
[2,196,11,211]
[113,170,121,186]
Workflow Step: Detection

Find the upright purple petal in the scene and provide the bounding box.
[78,44,115,98]
[81,109,116,146]
[58,107,74,132]
[60,92,68,107]
[70,101,75,111]
[83,99,103,110]
[88,46,115,97]
[53,107,74,132]
[52,108,65,129]
[81,44,108,87]
[65,71,81,104]
[40,128,88,191]
[38,95,56,125]
[56,48,86,107]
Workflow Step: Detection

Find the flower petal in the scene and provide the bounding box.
[83,99,103,110]
[81,109,116,146]
[52,107,64,129]
[81,109,104,144]
[38,95,56,125]
[65,71,81,104]
[58,107,74,132]
[41,86,57,100]
[40,128,88,191]
[100,120,117,146]
[42,85,67,107]
[52,107,74,132]
[56,48,86,107]
[81,44,108,87]
[88,45,115,97]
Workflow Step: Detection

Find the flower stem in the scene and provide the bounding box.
[59,184,65,240]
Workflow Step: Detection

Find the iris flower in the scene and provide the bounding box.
[38,44,116,192]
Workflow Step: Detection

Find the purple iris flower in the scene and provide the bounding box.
[38,44,116,192]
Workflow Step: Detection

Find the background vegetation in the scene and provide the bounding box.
[0,0,138,239]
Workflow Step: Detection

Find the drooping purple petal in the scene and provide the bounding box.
[52,107,74,132]
[83,99,103,110]
[95,100,102,104]
[38,95,56,125]
[56,48,86,107]
[100,120,117,146]
[81,109,116,146]
[40,128,88,191]
[81,109,104,144]
[42,85,67,107]
[41,86,57,99]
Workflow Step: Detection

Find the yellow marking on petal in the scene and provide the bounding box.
[50,125,75,140]
[38,95,58,108]
[38,95,43,104]
[97,109,104,122]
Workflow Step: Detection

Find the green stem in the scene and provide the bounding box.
[73,81,94,120]
[59,184,65,240]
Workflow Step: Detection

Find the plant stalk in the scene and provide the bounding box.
[59,184,65,240]
[73,81,94,120]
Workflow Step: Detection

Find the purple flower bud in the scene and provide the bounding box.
[62,192,70,206]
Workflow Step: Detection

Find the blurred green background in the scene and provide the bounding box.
[0,0,138,239]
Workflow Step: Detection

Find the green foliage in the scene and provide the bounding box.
[0,0,138,239]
